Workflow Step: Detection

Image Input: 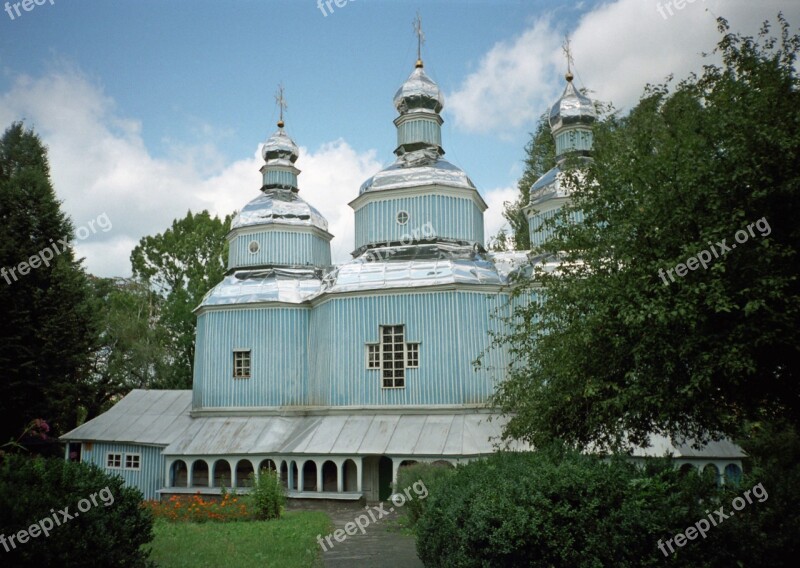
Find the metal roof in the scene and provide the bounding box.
[230,190,329,232]
[60,390,193,446]
[200,268,323,307]
[631,434,747,459]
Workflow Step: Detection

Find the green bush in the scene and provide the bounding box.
[0,454,154,567]
[396,462,455,530]
[249,468,285,520]
[415,448,758,568]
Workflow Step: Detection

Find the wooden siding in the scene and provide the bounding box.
[193,307,311,408]
[81,442,164,501]
[354,194,484,250]
[229,230,331,269]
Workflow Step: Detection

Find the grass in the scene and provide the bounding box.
[146,511,332,568]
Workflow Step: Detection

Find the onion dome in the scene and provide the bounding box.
[262,125,299,164]
[393,65,445,115]
[549,73,596,131]
[230,191,328,232]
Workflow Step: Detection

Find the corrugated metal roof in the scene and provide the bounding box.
[61,390,745,460]
[60,390,193,446]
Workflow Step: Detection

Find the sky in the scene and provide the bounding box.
[1,0,797,277]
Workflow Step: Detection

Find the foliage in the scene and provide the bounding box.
[415,449,761,568]
[396,462,455,530]
[142,492,250,523]
[736,419,800,564]
[130,210,231,388]
[0,454,154,567]
[148,511,331,568]
[85,277,172,414]
[491,16,800,449]
[249,468,285,521]
[0,122,100,444]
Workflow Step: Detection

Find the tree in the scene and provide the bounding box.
[0,123,99,445]
[130,210,231,388]
[84,277,171,416]
[491,16,800,450]
[489,115,556,251]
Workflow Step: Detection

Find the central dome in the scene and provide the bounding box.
[393,66,445,114]
[262,128,299,163]
[549,77,596,131]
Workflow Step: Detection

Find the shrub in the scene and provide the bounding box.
[249,468,284,520]
[0,454,154,567]
[396,462,455,530]
[415,448,755,568]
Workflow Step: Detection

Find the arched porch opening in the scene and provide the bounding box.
[235,459,254,488]
[343,459,358,492]
[302,460,317,492]
[171,460,188,487]
[191,460,209,487]
[322,460,338,492]
[213,459,232,488]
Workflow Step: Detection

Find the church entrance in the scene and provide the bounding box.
[362,456,393,501]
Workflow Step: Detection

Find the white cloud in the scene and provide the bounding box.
[483,185,520,245]
[448,0,800,134]
[0,67,381,276]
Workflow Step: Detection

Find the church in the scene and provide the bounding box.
[61,46,744,502]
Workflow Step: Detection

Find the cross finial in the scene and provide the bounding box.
[413,12,425,68]
[562,35,574,82]
[275,84,287,128]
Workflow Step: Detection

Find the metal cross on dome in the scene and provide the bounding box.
[413,12,425,63]
[275,84,287,126]
[562,35,574,78]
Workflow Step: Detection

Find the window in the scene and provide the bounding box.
[396,211,409,225]
[407,343,420,367]
[233,350,251,378]
[366,325,419,388]
[106,453,122,469]
[366,344,380,369]
[248,240,260,254]
[125,454,141,470]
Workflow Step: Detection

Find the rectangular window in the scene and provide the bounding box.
[366,344,380,369]
[407,343,420,368]
[106,453,122,469]
[381,325,405,388]
[233,350,251,378]
[125,454,141,470]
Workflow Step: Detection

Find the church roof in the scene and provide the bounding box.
[200,268,324,307]
[230,190,329,232]
[359,150,475,194]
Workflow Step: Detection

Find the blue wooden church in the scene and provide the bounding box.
[61,54,744,502]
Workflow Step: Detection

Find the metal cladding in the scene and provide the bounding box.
[359,150,476,193]
[320,244,506,294]
[201,268,324,306]
[549,80,596,131]
[230,190,329,231]
[393,66,445,114]
[262,127,299,163]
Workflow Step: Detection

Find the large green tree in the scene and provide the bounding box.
[492,16,800,450]
[0,123,99,444]
[130,210,230,388]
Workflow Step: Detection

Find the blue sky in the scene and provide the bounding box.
[1,0,795,276]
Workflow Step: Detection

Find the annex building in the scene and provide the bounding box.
[61,52,744,502]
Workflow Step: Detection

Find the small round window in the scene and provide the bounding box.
[248,240,260,254]
[396,211,409,225]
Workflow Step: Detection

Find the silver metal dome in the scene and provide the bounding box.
[262,128,299,163]
[393,66,445,115]
[549,78,596,131]
[359,149,475,194]
[231,190,329,232]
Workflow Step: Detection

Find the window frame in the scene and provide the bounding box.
[106,453,122,469]
[125,453,141,470]
[233,349,251,379]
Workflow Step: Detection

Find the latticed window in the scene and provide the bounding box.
[233,350,251,378]
[365,325,419,388]
[106,453,122,469]
[125,454,141,470]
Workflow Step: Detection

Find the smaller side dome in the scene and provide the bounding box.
[262,127,299,163]
[549,76,596,132]
[393,67,444,115]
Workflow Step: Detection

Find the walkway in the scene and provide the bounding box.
[293,501,425,568]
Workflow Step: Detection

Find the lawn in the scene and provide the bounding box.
[147,511,332,568]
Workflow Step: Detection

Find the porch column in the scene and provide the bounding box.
[317,461,323,492]
[337,460,344,493]
[186,459,194,488]
[356,458,363,492]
